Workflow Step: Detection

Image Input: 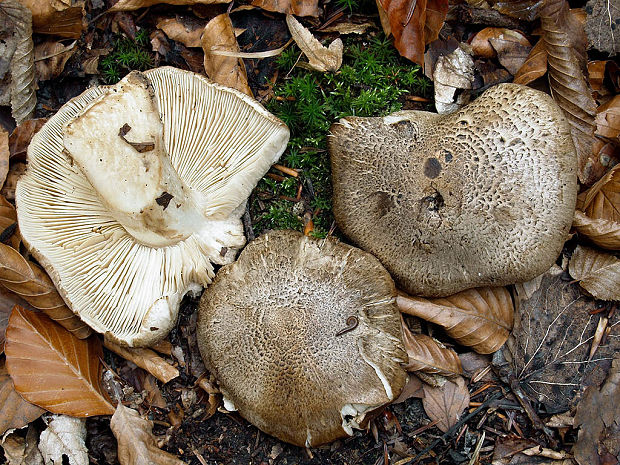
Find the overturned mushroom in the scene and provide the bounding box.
[329,83,577,297]
[197,230,407,447]
[16,67,289,346]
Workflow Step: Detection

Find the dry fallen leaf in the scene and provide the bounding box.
[104,339,180,384]
[0,128,8,188]
[393,373,425,403]
[488,30,531,74]
[8,118,48,161]
[111,404,186,465]
[0,0,36,126]
[596,94,620,142]
[38,414,88,465]
[201,13,252,97]
[109,0,227,12]
[0,358,45,436]
[1,425,44,465]
[584,0,619,56]
[286,15,343,73]
[401,321,462,377]
[432,43,474,114]
[20,0,84,38]
[513,38,548,85]
[156,16,206,48]
[5,306,114,416]
[569,246,620,301]
[1,162,27,202]
[573,354,620,465]
[34,40,76,82]
[422,376,470,433]
[252,0,318,17]
[398,287,514,354]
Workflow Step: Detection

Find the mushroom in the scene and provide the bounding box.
[329,83,577,297]
[16,67,289,346]
[197,230,407,447]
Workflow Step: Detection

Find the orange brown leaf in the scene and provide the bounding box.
[422,376,470,433]
[401,320,462,376]
[513,37,547,85]
[20,0,84,39]
[252,0,319,17]
[0,358,45,435]
[5,306,114,416]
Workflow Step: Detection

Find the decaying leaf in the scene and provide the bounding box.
[378,0,449,66]
[252,0,319,17]
[319,21,375,35]
[503,265,619,412]
[513,38,547,85]
[488,30,531,75]
[596,94,620,142]
[573,354,620,465]
[286,15,343,73]
[1,162,27,202]
[393,373,425,403]
[422,376,470,433]
[432,43,475,114]
[398,287,514,354]
[111,404,186,465]
[0,128,8,188]
[0,243,91,338]
[20,0,84,38]
[156,16,205,48]
[401,321,462,376]
[109,0,227,12]
[104,339,180,384]
[8,119,48,161]
[573,164,620,250]
[1,425,44,465]
[540,0,599,185]
[34,40,76,82]
[201,14,252,97]
[569,246,620,301]
[4,306,114,416]
[0,359,45,436]
[584,0,619,55]
[0,0,36,126]
[493,0,543,21]
[38,415,88,465]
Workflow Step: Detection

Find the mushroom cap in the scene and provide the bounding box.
[197,230,407,447]
[16,67,289,346]
[329,83,577,297]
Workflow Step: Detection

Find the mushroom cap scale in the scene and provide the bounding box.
[17,67,289,346]
[329,83,577,297]
[197,230,407,447]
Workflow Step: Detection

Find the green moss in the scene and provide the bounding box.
[99,30,153,84]
[253,35,431,237]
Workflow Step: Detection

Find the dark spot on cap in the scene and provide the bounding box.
[442,150,453,163]
[423,157,442,179]
[367,191,394,218]
[155,192,174,210]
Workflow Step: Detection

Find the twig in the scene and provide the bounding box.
[509,377,558,449]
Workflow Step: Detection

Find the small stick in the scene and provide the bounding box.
[273,164,299,177]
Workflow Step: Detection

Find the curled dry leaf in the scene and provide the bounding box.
[0,243,91,338]
[104,339,179,384]
[201,14,252,97]
[0,358,45,435]
[569,245,620,301]
[1,425,44,465]
[540,0,599,185]
[513,38,548,85]
[252,0,318,17]
[38,415,88,465]
[5,306,114,416]
[34,40,77,82]
[0,0,36,126]
[111,404,186,465]
[573,164,620,250]
[422,376,470,433]
[20,0,84,38]
[286,15,343,73]
[397,287,514,354]
[109,0,226,12]
[401,321,462,376]
[156,16,205,48]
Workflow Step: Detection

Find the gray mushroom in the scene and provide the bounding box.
[329,83,577,297]
[197,230,407,447]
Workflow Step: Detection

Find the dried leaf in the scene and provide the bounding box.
[156,16,205,48]
[286,15,343,73]
[584,0,619,55]
[588,60,608,91]
[252,0,318,17]
[0,0,36,125]
[569,246,620,301]
[38,415,88,465]
[1,425,44,465]
[0,128,8,188]
[4,306,114,416]
[378,0,449,66]
[319,21,375,35]
[1,162,27,202]
[104,339,179,384]
[0,359,45,435]
[596,94,620,142]
[470,27,502,58]
[422,376,470,432]
[201,14,252,97]
[109,0,226,11]
[393,373,425,403]
[20,0,84,38]
[493,0,542,21]
[573,354,620,465]
[432,43,474,114]
[488,30,531,75]
[402,322,462,376]
[513,38,548,85]
[398,287,514,354]
[34,40,76,82]
[0,243,91,338]
[111,404,186,465]
[8,119,47,161]
[540,0,598,185]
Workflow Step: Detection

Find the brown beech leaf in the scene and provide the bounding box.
[0,286,34,352]
[104,339,179,384]
[378,0,449,66]
[1,162,26,202]
[4,306,114,416]
[513,38,548,85]
[111,404,186,465]
[569,246,620,301]
[156,16,206,48]
[109,0,226,12]
[0,128,8,188]
[393,373,424,403]
[286,15,343,73]
[402,322,462,376]
[0,243,92,338]
[8,118,47,161]
[422,376,470,433]
[0,358,45,435]
[398,287,514,354]
[20,0,84,38]
[588,60,607,91]
[34,40,76,82]
[540,0,598,185]
[493,1,542,22]
[489,30,531,75]
[596,94,620,142]
[201,14,252,97]
[252,0,318,17]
